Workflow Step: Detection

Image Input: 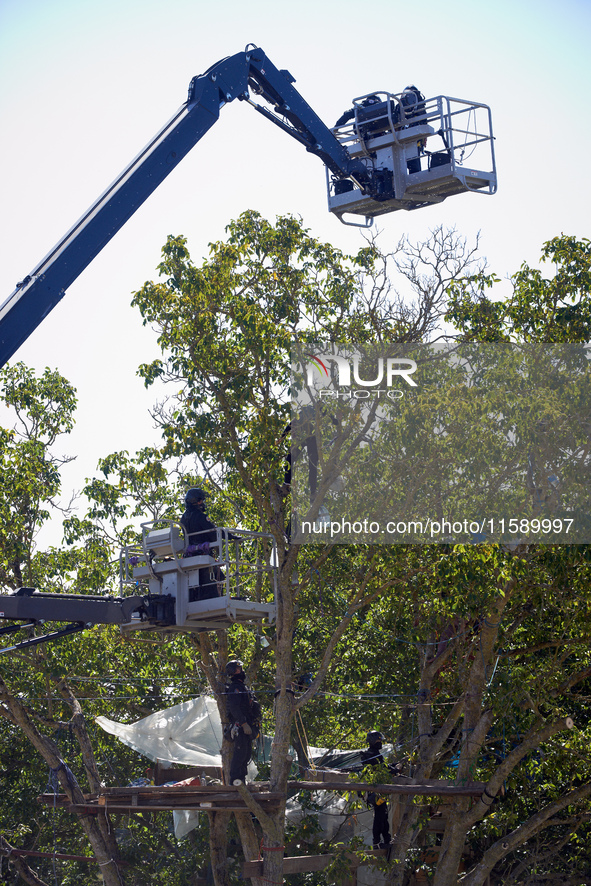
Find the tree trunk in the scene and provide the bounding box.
[259,559,297,885]
[208,811,231,886]
[234,812,265,886]
[60,681,121,863]
[0,678,125,886]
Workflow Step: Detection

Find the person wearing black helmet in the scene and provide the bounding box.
[182,488,217,543]
[181,488,220,600]
[225,660,261,784]
[360,730,392,849]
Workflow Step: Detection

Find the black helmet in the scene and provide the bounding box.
[185,487,206,506]
[226,659,244,677]
[367,730,385,746]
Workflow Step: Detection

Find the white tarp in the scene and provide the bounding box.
[96,695,223,766]
[285,791,352,841]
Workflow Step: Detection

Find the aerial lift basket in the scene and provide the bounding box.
[327,93,496,226]
[120,521,278,633]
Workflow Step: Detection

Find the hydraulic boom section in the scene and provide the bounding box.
[0,45,366,368]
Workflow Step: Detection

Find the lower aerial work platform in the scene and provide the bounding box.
[0,521,277,652]
[119,521,278,634]
[327,93,496,225]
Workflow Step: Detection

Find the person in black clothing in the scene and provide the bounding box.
[334,94,381,128]
[181,488,220,600]
[335,87,426,175]
[400,85,426,174]
[181,487,218,544]
[225,660,261,784]
[361,730,393,848]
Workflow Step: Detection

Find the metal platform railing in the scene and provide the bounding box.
[327,92,496,224]
[332,92,495,172]
[120,521,278,606]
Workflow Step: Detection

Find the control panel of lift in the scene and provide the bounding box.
[119,521,278,634]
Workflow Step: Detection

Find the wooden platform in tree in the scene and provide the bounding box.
[39,783,283,814]
[38,777,486,815]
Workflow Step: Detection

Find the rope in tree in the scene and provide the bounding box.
[294,709,315,772]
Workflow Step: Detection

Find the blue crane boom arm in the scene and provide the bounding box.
[0,46,367,367]
[0,588,171,653]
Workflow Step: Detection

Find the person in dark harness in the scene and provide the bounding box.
[225,660,261,784]
[334,86,426,174]
[361,731,393,848]
[334,94,381,127]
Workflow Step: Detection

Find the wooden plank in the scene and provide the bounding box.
[287,780,486,797]
[94,804,255,813]
[104,802,281,811]
[99,783,277,796]
[242,849,388,877]
[45,779,482,800]
[98,779,483,797]
[58,806,101,816]
[103,791,251,802]
[99,794,283,805]
[38,794,71,806]
[39,792,281,812]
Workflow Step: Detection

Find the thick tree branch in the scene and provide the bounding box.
[464,716,576,828]
[0,836,50,886]
[460,781,591,886]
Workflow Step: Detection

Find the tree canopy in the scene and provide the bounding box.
[0,218,590,886]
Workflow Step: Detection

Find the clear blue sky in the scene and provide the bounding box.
[1,0,589,541]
